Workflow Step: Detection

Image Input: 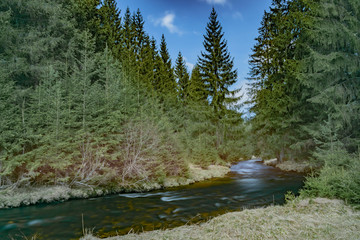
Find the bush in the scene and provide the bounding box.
[301,153,360,206]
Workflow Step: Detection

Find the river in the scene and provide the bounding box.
[0,159,304,239]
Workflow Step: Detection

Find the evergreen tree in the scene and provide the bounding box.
[97,0,122,54]
[121,7,136,77]
[133,9,146,58]
[70,30,98,132]
[299,0,360,158]
[122,7,135,54]
[138,36,158,92]
[175,52,190,102]
[188,64,208,103]
[154,34,177,99]
[0,63,21,164]
[198,8,239,118]
[248,0,311,161]
[68,0,100,41]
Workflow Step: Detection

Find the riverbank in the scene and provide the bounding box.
[263,158,316,173]
[0,164,230,209]
[82,198,360,240]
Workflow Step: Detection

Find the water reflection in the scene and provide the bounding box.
[0,159,304,239]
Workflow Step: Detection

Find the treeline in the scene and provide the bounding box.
[248,0,360,204]
[0,0,246,189]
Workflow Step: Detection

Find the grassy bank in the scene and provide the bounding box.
[82,198,360,240]
[263,159,317,173]
[0,164,229,209]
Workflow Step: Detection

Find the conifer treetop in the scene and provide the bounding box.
[198,7,238,116]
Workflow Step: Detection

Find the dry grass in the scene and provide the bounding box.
[0,186,107,208]
[160,164,230,188]
[0,164,230,208]
[263,159,315,173]
[82,198,360,240]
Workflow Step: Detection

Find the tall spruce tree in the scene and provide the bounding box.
[248,0,311,161]
[175,52,190,102]
[154,34,177,99]
[298,0,360,161]
[120,7,137,78]
[133,9,146,58]
[97,0,122,54]
[138,36,158,92]
[198,8,239,119]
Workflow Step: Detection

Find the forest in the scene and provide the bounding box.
[0,0,359,206]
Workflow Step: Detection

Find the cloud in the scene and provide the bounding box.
[203,0,227,5]
[152,12,183,35]
[184,57,195,72]
[232,11,243,20]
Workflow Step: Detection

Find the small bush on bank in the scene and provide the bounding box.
[301,150,360,206]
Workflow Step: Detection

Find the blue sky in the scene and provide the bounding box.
[115,0,272,100]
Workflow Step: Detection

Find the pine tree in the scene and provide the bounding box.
[299,0,360,158]
[138,36,158,92]
[69,0,100,41]
[154,34,177,99]
[0,62,21,163]
[121,7,136,77]
[97,0,122,54]
[175,52,190,102]
[68,30,98,132]
[198,7,239,119]
[248,0,311,161]
[188,64,207,103]
[122,7,135,54]
[133,9,146,58]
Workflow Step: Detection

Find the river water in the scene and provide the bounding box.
[0,159,304,239]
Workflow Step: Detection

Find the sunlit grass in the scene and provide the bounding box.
[82,198,360,240]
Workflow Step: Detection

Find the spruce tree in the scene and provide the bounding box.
[154,34,177,99]
[198,7,239,118]
[248,0,311,161]
[69,0,100,41]
[133,9,146,58]
[122,7,135,54]
[187,65,208,103]
[138,36,158,92]
[175,52,190,102]
[299,0,360,158]
[98,0,122,54]
[121,7,136,77]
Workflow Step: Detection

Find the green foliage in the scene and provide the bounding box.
[198,8,239,118]
[301,153,360,205]
[188,65,208,103]
[97,0,122,53]
[248,0,312,162]
[299,0,360,157]
[154,34,177,100]
[250,0,360,205]
[175,52,190,102]
[0,1,246,191]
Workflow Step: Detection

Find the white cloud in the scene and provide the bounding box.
[183,57,195,72]
[203,0,227,5]
[186,62,195,72]
[153,12,183,35]
[233,11,243,20]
